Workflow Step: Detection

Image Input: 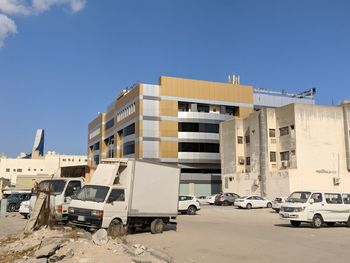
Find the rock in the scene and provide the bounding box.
[54,247,74,260]
[77,231,92,240]
[35,242,62,258]
[92,229,108,246]
[148,248,174,263]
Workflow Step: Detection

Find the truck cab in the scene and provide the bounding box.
[29,178,84,221]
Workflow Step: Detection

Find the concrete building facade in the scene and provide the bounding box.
[220,102,350,199]
[0,152,88,188]
[88,76,315,196]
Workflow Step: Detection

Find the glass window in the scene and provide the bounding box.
[280,151,290,161]
[108,189,125,202]
[287,192,311,203]
[179,196,193,201]
[178,102,190,112]
[6,168,10,172]
[325,193,343,204]
[77,185,109,202]
[197,104,209,113]
[17,169,22,172]
[311,193,323,203]
[65,181,82,197]
[342,194,350,204]
[269,129,276,137]
[93,142,100,151]
[246,157,251,166]
[178,123,219,133]
[245,135,250,144]
[237,136,243,144]
[37,180,66,195]
[123,123,135,137]
[123,141,135,155]
[105,118,114,130]
[270,152,276,162]
[178,143,219,153]
[225,106,239,116]
[279,127,289,136]
[93,155,100,165]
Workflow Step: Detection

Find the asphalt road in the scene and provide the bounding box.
[128,205,350,263]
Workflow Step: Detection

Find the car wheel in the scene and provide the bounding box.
[222,201,229,206]
[187,205,197,215]
[108,219,124,238]
[326,222,336,227]
[290,220,301,227]
[346,216,350,228]
[8,204,16,212]
[267,202,272,208]
[311,214,323,229]
[150,219,164,234]
[246,203,252,209]
[275,209,280,213]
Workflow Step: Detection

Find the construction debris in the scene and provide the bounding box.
[0,226,173,263]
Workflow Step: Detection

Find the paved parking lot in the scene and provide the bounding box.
[2,206,350,262]
[128,205,350,263]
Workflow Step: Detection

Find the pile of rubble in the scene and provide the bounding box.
[0,227,173,263]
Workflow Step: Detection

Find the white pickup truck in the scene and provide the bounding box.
[68,159,180,235]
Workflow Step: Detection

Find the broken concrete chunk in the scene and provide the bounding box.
[35,242,61,258]
[92,229,108,246]
[148,248,174,263]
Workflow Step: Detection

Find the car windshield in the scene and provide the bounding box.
[287,192,311,203]
[76,185,109,203]
[34,180,67,195]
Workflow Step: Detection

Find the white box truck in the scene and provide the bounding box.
[68,159,180,235]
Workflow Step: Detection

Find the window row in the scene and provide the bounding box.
[105,118,115,130]
[178,102,239,115]
[6,168,44,172]
[123,141,135,155]
[122,123,135,137]
[178,123,219,133]
[116,103,136,122]
[178,143,220,153]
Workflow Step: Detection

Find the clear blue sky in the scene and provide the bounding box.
[0,0,349,157]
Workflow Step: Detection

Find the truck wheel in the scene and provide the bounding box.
[108,219,124,238]
[267,202,272,208]
[150,219,164,234]
[311,214,323,228]
[8,204,16,212]
[187,206,197,215]
[290,220,301,227]
[246,203,252,209]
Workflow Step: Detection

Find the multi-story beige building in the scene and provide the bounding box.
[88,76,315,196]
[220,101,350,199]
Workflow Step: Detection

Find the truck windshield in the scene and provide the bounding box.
[34,180,66,195]
[76,185,109,203]
[287,192,311,203]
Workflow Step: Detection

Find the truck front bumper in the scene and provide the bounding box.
[68,213,102,229]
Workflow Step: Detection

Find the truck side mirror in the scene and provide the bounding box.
[309,198,315,204]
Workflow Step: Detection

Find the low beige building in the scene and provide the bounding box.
[0,151,88,188]
[220,101,350,199]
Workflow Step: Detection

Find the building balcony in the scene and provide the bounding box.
[178,132,219,142]
[178,112,233,122]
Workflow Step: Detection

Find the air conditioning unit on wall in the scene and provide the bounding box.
[281,161,289,168]
[333,177,341,185]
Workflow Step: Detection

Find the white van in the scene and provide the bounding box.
[280,191,350,228]
[29,178,84,221]
[68,159,180,235]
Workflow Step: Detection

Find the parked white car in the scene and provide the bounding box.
[19,200,30,219]
[178,195,200,215]
[234,195,273,209]
[272,197,286,213]
[280,191,350,228]
[207,194,218,205]
[196,196,209,205]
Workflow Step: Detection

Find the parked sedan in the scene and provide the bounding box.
[215,193,240,206]
[272,197,286,213]
[234,195,272,209]
[19,200,31,219]
[6,192,31,212]
[178,195,201,215]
